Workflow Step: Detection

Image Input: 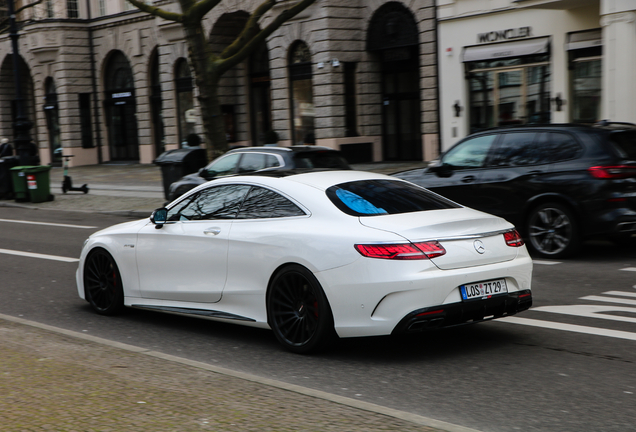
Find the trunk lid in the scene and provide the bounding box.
[359,208,518,270]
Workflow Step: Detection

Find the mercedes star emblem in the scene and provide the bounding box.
[474,240,486,254]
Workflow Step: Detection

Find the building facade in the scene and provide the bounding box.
[0,0,439,167]
[437,0,635,150]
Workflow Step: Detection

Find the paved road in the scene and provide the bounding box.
[1,207,635,432]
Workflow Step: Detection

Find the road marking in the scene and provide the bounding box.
[621,267,636,272]
[602,291,636,298]
[580,295,636,306]
[0,218,96,229]
[0,248,79,263]
[533,304,636,324]
[532,260,562,265]
[500,316,636,341]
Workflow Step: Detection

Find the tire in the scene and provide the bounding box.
[526,202,580,259]
[83,248,125,315]
[267,265,335,354]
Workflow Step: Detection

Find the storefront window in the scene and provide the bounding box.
[288,41,314,145]
[567,30,602,124]
[467,55,549,132]
[571,59,601,123]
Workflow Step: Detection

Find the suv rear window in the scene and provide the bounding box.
[326,180,460,216]
[608,131,636,160]
[293,151,350,169]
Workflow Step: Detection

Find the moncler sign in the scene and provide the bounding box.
[477,27,532,43]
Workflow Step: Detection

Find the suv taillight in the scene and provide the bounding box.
[355,241,446,260]
[588,165,636,179]
[504,230,525,247]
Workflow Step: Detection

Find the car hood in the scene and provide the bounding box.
[359,208,519,270]
[90,218,150,238]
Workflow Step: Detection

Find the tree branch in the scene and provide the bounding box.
[219,0,275,60]
[16,0,44,15]
[219,0,316,74]
[188,0,224,22]
[126,0,183,22]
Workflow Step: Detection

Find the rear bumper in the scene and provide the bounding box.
[392,290,532,334]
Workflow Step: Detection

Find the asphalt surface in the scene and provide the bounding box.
[0,161,475,432]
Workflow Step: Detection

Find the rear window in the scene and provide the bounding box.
[326,180,460,216]
[293,151,350,169]
[608,131,636,160]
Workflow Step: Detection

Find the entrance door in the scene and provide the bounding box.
[494,69,525,126]
[104,51,139,162]
[107,101,139,161]
[382,53,421,161]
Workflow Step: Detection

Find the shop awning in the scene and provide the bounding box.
[462,37,550,62]
[566,29,602,51]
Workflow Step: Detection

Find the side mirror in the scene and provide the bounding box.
[150,207,168,229]
[198,168,216,180]
[429,162,453,178]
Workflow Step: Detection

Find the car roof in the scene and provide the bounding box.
[472,122,636,135]
[207,170,395,191]
[226,145,340,155]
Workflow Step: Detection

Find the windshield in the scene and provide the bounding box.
[326,179,460,216]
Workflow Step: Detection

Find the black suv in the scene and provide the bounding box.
[168,145,350,201]
[394,123,636,258]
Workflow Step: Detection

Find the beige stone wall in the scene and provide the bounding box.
[0,0,439,165]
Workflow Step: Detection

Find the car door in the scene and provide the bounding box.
[136,184,251,303]
[401,133,498,209]
[478,131,549,224]
[223,185,309,297]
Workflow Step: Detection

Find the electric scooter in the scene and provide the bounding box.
[61,155,89,194]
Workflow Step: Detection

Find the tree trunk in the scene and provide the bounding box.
[197,77,228,162]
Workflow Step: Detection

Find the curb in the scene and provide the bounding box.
[0,312,482,432]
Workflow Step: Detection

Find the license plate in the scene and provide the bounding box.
[460,279,508,301]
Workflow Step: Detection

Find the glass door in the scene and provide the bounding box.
[495,69,525,126]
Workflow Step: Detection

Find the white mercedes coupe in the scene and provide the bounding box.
[77,170,533,353]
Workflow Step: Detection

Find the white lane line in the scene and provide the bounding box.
[602,291,636,298]
[0,218,96,229]
[499,316,636,341]
[580,295,636,306]
[0,248,79,263]
[533,304,636,324]
[621,267,636,272]
[532,260,562,265]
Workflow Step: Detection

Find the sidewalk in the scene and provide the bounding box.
[1,315,465,432]
[0,161,477,432]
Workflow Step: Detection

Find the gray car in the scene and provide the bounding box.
[168,145,350,201]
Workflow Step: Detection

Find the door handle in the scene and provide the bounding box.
[461,176,476,183]
[204,227,221,236]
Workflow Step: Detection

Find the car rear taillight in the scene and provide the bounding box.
[355,241,446,260]
[588,165,636,179]
[503,230,525,247]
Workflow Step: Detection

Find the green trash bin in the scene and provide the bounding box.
[10,165,53,203]
[9,166,29,202]
[24,165,53,203]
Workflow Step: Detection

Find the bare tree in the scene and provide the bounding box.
[127,0,316,160]
[0,0,45,33]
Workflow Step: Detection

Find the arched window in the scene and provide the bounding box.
[174,59,196,147]
[104,51,139,161]
[288,41,314,145]
[249,41,272,145]
[44,78,61,165]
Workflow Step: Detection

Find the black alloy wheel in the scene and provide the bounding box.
[84,248,125,315]
[267,265,335,354]
[526,202,580,259]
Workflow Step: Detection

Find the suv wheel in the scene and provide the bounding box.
[526,202,580,259]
